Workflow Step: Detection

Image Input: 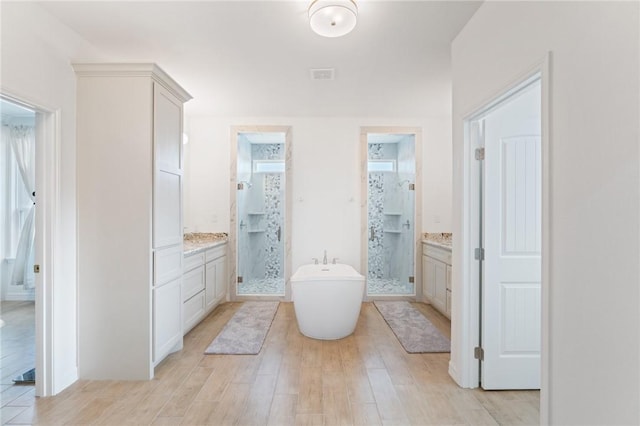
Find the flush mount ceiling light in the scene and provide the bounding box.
[308,0,358,38]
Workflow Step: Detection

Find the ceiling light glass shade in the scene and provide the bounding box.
[308,0,358,38]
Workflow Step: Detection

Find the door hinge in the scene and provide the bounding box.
[474,346,484,360]
[33,264,40,273]
[475,147,485,160]
[408,276,415,283]
[237,183,244,190]
[409,183,415,191]
[474,247,484,261]
[237,276,243,283]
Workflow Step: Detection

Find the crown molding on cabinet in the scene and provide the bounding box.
[72,63,192,103]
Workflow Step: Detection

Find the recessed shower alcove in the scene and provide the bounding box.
[229,127,292,300]
[361,127,422,298]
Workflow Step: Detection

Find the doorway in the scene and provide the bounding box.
[361,128,422,299]
[230,127,292,300]
[0,98,36,387]
[467,74,544,390]
[0,92,59,397]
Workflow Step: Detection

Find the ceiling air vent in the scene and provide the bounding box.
[310,68,335,80]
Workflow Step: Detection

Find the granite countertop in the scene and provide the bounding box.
[422,232,452,250]
[183,232,228,255]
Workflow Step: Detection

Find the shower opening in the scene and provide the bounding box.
[364,132,418,296]
[235,131,287,296]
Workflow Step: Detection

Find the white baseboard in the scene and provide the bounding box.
[448,359,462,387]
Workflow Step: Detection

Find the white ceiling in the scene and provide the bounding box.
[37,1,482,118]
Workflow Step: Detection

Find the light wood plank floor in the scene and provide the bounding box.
[1,302,539,425]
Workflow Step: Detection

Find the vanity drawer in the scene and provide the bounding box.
[184,252,205,272]
[154,245,183,286]
[183,265,205,301]
[183,291,205,334]
[205,245,226,263]
[423,244,452,265]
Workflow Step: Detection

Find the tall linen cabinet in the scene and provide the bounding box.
[75,64,191,379]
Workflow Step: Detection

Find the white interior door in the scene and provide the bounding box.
[482,79,542,390]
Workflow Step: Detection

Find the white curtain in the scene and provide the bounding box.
[9,125,36,290]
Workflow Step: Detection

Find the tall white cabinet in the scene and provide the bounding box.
[75,63,191,380]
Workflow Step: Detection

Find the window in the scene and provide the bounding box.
[253,160,285,173]
[368,159,396,172]
[1,129,32,259]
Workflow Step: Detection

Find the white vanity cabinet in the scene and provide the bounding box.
[422,242,452,319]
[75,63,191,380]
[183,243,228,334]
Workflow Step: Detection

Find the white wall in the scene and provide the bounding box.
[0,2,100,394]
[451,2,639,424]
[184,115,452,272]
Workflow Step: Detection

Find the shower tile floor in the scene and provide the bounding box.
[237,277,413,296]
[367,277,415,295]
[237,277,285,295]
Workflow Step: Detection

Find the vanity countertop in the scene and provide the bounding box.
[422,233,452,250]
[183,233,228,255]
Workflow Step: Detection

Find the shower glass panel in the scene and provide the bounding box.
[367,134,415,295]
[236,132,285,296]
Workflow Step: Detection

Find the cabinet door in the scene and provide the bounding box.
[153,83,183,249]
[445,264,452,318]
[433,260,447,313]
[422,255,436,301]
[205,261,216,311]
[205,255,227,312]
[153,277,182,364]
[214,256,227,300]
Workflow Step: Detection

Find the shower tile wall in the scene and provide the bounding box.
[368,143,385,279]
[254,143,284,281]
[237,141,285,295]
[367,138,415,295]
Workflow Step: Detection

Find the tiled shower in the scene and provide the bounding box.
[236,135,285,295]
[367,135,416,295]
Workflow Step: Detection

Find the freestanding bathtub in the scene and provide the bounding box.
[291,263,365,340]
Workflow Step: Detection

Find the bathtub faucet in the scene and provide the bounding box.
[323,250,328,265]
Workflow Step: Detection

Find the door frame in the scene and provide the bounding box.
[360,126,422,301]
[229,125,292,302]
[458,53,550,419]
[1,91,59,397]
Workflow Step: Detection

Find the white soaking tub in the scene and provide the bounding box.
[291,263,365,340]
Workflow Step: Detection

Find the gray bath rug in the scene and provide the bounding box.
[374,301,450,353]
[205,301,279,355]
